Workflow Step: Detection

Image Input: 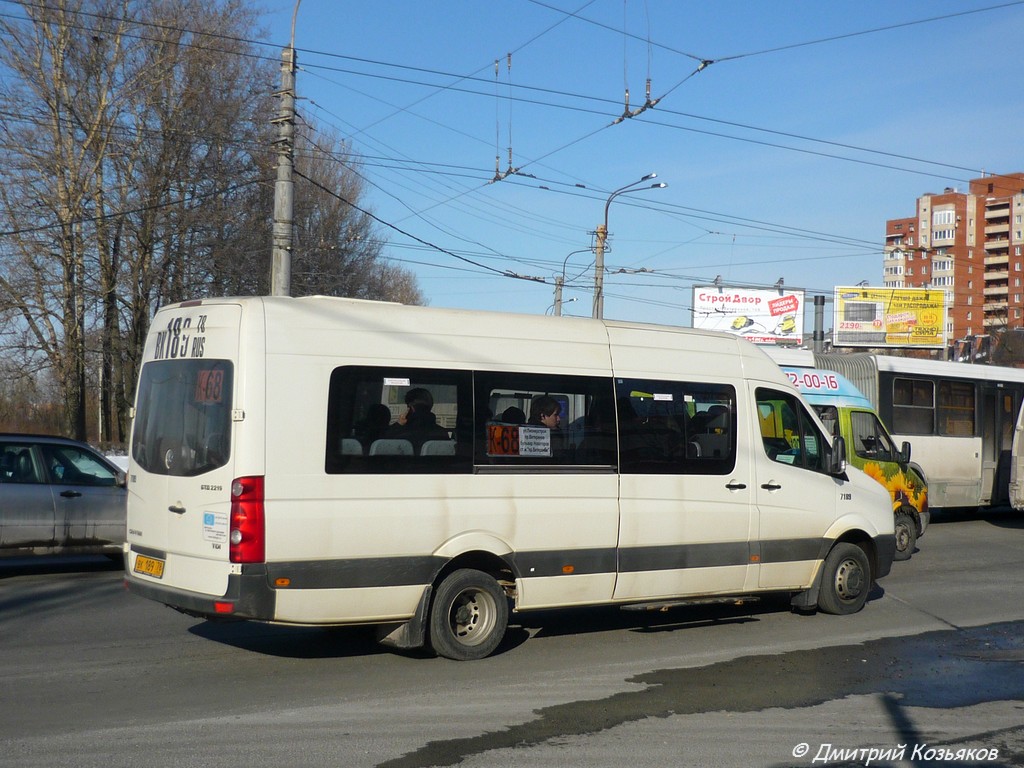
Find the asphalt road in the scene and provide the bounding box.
[2,508,1023,768]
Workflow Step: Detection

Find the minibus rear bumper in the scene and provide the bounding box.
[125,564,276,621]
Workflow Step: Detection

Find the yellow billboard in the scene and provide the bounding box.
[833,287,946,348]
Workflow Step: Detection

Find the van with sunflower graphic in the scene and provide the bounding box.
[780,366,928,561]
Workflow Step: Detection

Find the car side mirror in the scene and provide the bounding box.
[829,435,847,476]
[899,441,911,464]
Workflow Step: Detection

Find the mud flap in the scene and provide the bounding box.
[790,573,822,612]
[376,585,433,651]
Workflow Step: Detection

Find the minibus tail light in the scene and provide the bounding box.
[230,475,265,563]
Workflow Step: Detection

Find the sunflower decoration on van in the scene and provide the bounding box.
[861,460,927,515]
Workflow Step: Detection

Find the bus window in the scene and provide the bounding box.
[892,378,935,435]
[755,389,826,472]
[614,379,736,475]
[937,380,975,436]
[325,366,472,473]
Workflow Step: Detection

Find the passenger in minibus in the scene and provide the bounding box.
[355,403,393,448]
[527,396,561,429]
[385,387,450,451]
[500,406,526,424]
[528,395,568,458]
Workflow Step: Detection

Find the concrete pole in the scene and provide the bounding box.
[592,224,607,319]
[591,175,664,320]
[553,276,564,316]
[270,39,297,295]
[813,294,826,353]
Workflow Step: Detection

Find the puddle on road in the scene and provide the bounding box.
[378,620,1024,768]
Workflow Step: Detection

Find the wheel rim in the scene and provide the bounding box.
[833,556,866,602]
[446,587,498,647]
[895,520,912,552]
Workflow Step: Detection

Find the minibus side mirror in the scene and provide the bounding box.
[899,441,912,464]
[829,435,847,476]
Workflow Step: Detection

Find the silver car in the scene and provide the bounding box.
[0,434,126,558]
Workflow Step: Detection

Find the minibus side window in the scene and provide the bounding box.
[613,378,736,475]
[473,372,613,467]
[325,366,472,474]
[755,389,826,472]
[849,410,897,463]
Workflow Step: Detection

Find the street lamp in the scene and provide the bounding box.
[554,248,593,316]
[593,173,667,319]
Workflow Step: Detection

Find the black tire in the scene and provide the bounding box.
[817,542,872,615]
[428,569,508,661]
[894,509,917,561]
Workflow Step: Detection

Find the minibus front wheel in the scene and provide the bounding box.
[429,568,509,661]
[893,509,918,561]
[816,542,871,615]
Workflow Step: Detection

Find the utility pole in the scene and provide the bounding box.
[270,4,301,296]
[553,276,564,316]
[813,294,826,353]
[592,224,608,319]
[592,174,666,319]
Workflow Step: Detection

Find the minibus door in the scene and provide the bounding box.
[128,303,242,584]
[752,385,839,590]
[610,380,755,601]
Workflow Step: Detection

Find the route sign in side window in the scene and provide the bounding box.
[473,371,613,467]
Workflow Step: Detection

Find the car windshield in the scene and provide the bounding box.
[131,359,233,477]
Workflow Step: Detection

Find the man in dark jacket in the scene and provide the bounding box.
[387,387,450,451]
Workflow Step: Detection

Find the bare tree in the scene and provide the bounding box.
[0,1,425,443]
[0,0,274,441]
[0,0,135,439]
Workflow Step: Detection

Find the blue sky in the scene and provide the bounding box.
[262,1,1024,326]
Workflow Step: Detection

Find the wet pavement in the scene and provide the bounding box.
[381,621,1024,768]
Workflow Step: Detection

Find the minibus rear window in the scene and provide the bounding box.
[131,360,234,477]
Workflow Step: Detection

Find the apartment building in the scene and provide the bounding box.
[884,172,1024,343]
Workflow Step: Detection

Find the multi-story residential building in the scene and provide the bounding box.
[884,172,1024,343]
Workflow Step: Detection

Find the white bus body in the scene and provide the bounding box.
[125,297,894,660]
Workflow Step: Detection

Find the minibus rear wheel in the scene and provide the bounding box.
[428,569,508,661]
[894,509,917,561]
[817,542,871,615]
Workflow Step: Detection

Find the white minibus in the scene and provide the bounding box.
[125,297,895,660]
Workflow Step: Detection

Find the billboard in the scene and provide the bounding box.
[692,286,805,345]
[833,287,946,349]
